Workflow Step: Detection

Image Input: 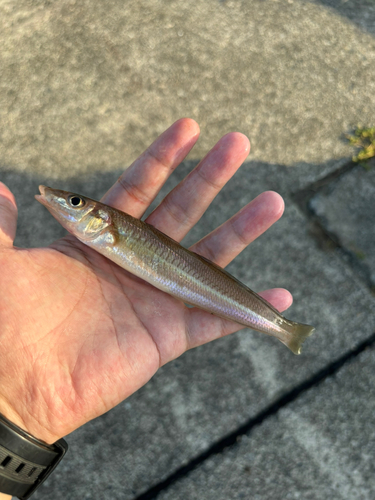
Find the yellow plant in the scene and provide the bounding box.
[347,127,375,165]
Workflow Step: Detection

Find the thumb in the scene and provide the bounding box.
[0,182,18,246]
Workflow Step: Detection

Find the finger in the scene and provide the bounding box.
[101,118,200,217]
[146,132,250,240]
[190,191,284,268]
[184,288,293,350]
[258,288,293,311]
[0,182,18,246]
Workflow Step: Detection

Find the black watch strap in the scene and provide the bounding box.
[0,413,68,499]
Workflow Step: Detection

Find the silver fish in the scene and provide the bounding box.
[36,186,315,354]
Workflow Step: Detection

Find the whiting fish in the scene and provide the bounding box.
[36,186,315,354]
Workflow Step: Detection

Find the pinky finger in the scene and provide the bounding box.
[185,288,293,349]
[0,182,18,246]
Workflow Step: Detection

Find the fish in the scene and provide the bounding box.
[35,186,315,354]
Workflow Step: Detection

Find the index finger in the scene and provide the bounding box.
[101,118,200,218]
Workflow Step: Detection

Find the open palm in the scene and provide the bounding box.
[0,119,291,445]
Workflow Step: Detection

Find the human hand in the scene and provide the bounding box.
[0,118,292,446]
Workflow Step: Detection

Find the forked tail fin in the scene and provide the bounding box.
[282,321,315,355]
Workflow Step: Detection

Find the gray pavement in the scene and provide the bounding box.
[310,163,375,289]
[1,0,375,499]
[158,344,375,500]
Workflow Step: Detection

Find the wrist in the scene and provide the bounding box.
[0,399,60,446]
[0,411,68,499]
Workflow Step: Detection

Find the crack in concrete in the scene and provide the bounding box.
[134,331,375,500]
[292,159,375,294]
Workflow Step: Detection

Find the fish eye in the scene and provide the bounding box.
[68,195,85,208]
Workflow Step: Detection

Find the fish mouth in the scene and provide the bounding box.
[38,185,47,196]
[35,185,52,207]
[35,184,48,205]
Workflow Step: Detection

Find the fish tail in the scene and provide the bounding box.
[281,321,315,355]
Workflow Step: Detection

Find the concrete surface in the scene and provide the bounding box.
[1,0,375,177]
[312,0,375,35]
[310,161,375,288]
[157,344,375,500]
[0,0,374,499]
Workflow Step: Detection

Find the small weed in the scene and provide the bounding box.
[347,126,375,169]
[353,249,366,261]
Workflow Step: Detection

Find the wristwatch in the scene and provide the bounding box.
[0,413,68,499]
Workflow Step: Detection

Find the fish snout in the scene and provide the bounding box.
[35,185,53,206]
